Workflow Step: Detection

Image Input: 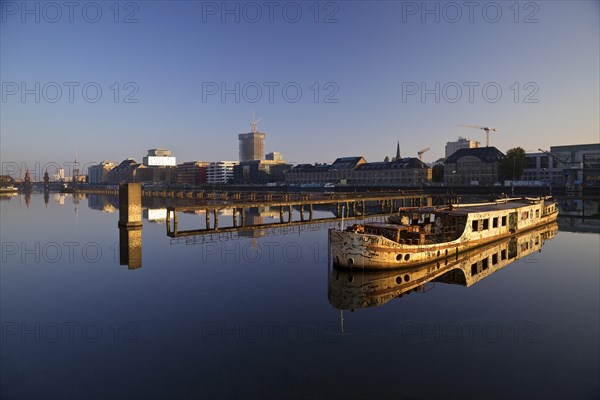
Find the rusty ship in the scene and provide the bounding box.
[329,196,558,270]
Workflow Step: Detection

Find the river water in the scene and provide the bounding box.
[1,193,598,399]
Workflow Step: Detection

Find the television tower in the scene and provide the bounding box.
[73,145,80,182]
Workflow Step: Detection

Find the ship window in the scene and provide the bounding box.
[471,263,478,276]
[404,274,410,282]
[501,216,507,226]
[535,209,540,218]
[492,217,498,228]
[482,258,489,270]
[482,219,489,230]
[396,254,402,261]
[396,276,402,285]
[404,254,410,261]
[492,253,498,265]
[501,249,507,260]
[472,220,479,231]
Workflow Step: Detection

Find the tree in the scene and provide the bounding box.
[432,164,444,182]
[500,147,526,183]
[384,156,390,162]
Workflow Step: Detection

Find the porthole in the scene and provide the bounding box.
[404,254,410,261]
[348,257,354,266]
[396,254,403,261]
[347,274,354,283]
[404,274,410,282]
[396,276,402,285]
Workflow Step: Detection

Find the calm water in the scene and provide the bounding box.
[1,193,599,399]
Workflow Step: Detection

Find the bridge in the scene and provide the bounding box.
[165,191,431,237]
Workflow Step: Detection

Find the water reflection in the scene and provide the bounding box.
[328,222,559,311]
[118,226,142,269]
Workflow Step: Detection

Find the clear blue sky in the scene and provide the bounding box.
[1,0,598,173]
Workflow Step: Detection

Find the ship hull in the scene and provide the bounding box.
[329,198,558,270]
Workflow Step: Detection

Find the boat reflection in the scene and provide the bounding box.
[328,222,558,311]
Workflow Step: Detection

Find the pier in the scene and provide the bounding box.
[165,192,431,237]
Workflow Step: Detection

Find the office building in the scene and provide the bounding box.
[444,147,505,185]
[88,161,116,184]
[176,161,209,185]
[285,156,431,186]
[523,143,600,186]
[234,159,292,184]
[143,148,176,166]
[239,132,266,162]
[207,161,238,184]
[445,137,481,158]
[107,159,143,183]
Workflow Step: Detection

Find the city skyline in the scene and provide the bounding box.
[1,1,599,168]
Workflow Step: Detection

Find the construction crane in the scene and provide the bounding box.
[457,124,499,147]
[418,147,430,161]
[250,112,262,134]
[538,149,583,170]
[538,148,583,189]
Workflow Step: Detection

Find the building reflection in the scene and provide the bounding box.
[328,222,559,311]
[144,208,168,223]
[238,207,279,238]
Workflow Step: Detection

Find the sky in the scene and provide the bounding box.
[1,0,599,177]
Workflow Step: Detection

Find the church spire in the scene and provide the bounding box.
[396,141,401,160]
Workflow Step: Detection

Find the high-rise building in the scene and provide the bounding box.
[239,132,266,162]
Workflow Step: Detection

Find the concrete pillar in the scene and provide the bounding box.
[206,210,211,229]
[300,205,305,221]
[118,183,142,228]
[309,204,313,221]
[232,208,238,227]
[118,183,142,269]
[241,208,246,226]
[288,204,292,222]
[214,210,219,229]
